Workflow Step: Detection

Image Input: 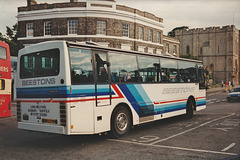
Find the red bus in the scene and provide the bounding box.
[0,40,11,118]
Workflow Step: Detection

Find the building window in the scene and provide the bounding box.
[173,45,177,55]
[97,21,106,35]
[166,44,169,53]
[200,47,202,56]
[122,23,129,37]
[139,27,144,40]
[68,20,78,35]
[148,29,153,42]
[26,23,33,37]
[186,45,190,54]
[44,21,51,36]
[157,32,161,44]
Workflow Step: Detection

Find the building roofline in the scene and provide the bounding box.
[163,35,180,44]
[18,1,163,23]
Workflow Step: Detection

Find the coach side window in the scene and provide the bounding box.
[109,53,138,83]
[197,64,205,89]
[160,58,178,83]
[178,61,197,83]
[69,47,94,84]
[197,64,204,83]
[138,56,161,83]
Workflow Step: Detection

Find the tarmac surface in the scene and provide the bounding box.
[0,87,239,160]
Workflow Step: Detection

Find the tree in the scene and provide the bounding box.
[6,26,14,39]
[0,23,18,56]
[0,31,7,41]
[168,26,189,37]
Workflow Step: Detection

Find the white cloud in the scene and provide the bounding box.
[118,0,240,33]
[0,1,25,34]
[0,0,66,34]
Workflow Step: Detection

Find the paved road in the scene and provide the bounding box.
[207,89,228,104]
[0,91,239,160]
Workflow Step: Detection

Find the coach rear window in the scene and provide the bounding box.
[20,49,60,79]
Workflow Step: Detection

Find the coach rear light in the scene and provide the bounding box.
[60,102,66,126]
[60,115,66,118]
[60,119,66,123]
[17,101,21,122]
[60,110,66,114]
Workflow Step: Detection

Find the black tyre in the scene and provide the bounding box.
[186,99,194,119]
[111,106,131,138]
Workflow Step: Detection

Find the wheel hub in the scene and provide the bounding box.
[116,113,128,131]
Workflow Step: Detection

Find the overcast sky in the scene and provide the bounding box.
[0,0,239,35]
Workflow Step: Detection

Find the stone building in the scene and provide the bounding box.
[175,25,240,85]
[17,0,179,56]
[163,35,179,56]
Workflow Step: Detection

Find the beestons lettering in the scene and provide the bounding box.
[22,78,55,86]
[162,87,195,94]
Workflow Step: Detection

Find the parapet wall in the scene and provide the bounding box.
[18,2,87,12]
[163,35,179,44]
[175,25,235,35]
[18,1,163,23]
[116,5,163,23]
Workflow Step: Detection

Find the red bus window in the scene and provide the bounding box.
[0,79,5,90]
[0,46,7,60]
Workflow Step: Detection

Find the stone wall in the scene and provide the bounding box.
[175,25,240,85]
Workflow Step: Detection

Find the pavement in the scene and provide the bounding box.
[206,87,226,94]
[206,85,240,94]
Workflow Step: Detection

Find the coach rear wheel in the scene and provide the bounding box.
[186,99,194,119]
[111,106,131,138]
